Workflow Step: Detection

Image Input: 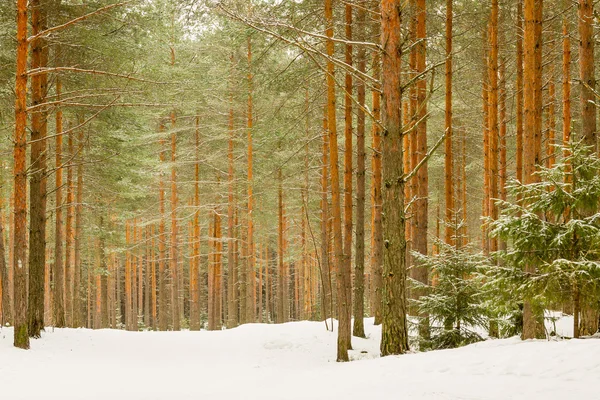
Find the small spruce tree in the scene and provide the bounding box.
[489,144,600,338]
[411,223,491,350]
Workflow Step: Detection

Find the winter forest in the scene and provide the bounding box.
[0,0,599,398]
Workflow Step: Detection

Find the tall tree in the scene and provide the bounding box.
[380,0,409,356]
[353,0,367,339]
[325,0,351,362]
[13,0,29,349]
[444,0,454,245]
[28,0,49,338]
[522,0,543,340]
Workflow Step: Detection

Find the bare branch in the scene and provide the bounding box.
[27,1,134,43]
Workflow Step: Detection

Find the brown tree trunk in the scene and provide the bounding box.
[370,9,383,326]
[413,0,429,340]
[227,81,238,328]
[342,1,353,343]
[28,0,48,338]
[170,112,180,331]
[247,36,256,324]
[578,0,596,151]
[65,128,75,327]
[125,221,132,330]
[151,224,157,329]
[215,205,223,329]
[482,26,490,253]
[488,0,499,254]
[325,0,351,361]
[320,107,333,322]
[522,0,543,340]
[190,116,201,331]
[444,0,454,246]
[158,123,169,331]
[353,1,367,339]
[516,0,524,186]
[380,0,409,356]
[0,209,9,326]
[73,116,84,328]
[546,66,556,169]
[277,168,285,323]
[53,75,66,328]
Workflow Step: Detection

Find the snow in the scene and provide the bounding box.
[0,317,597,400]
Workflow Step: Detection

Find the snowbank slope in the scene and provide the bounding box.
[0,319,596,400]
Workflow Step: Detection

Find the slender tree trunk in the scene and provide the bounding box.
[380,0,409,356]
[516,0,524,186]
[247,36,256,324]
[488,0,499,254]
[523,0,543,340]
[353,1,367,338]
[578,0,596,151]
[277,168,285,323]
[151,224,157,329]
[227,80,238,328]
[578,0,600,336]
[215,205,223,329]
[546,66,556,169]
[342,2,354,347]
[28,0,48,338]
[190,116,201,331]
[482,26,490,253]
[444,0,454,246]
[65,128,75,327]
[158,123,169,331]
[370,7,383,326]
[170,111,180,331]
[125,221,132,330]
[320,107,333,322]
[325,0,351,361]
[53,75,65,328]
[73,116,84,328]
[0,210,9,326]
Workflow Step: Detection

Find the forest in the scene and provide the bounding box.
[0,0,599,398]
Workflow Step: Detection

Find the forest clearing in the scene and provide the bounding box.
[1,0,600,398]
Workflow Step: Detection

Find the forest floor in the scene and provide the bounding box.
[0,315,597,400]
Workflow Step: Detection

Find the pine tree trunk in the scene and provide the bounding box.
[380,0,409,356]
[65,129,75,327]
[325,0,351,361]
[320,108,333,322]
[482,26,490,253]
[0,211,9,326]
[170,112,180,331]
[158,124,169,331]
[353,1,367,339]
[247,36,256,324]
[342,2,354,346]
[190,116,201,331]
[522,0,544,340]
[73,116,84,328]
[226,82,238,328]
[370,8,383,326]
[413,0,429,340]
[53,75,66,329]
[28,0,48,338]
[516,0,524,186]
[578,0,596,151]
[151,224,157,330]
[488,0,499,254]
[444,0,454,246]
[277,168,285,323]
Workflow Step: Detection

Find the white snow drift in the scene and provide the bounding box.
[0,317,597,400]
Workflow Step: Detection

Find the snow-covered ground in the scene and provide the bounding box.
[0,317,597,400]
